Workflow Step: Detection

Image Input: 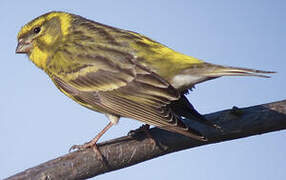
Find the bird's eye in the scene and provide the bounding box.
[33,27,41,34]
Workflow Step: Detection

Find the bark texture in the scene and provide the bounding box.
[5,100,286,180]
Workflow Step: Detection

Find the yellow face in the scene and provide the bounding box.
[16,11,72,69]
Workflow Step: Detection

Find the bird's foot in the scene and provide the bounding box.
[69,140,103,160]
[128,124,156,146]
[69,141,96,151]
[128,124,150,136]
[69,122,114,160]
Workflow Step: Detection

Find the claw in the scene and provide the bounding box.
[128,124,156,146]
[69,142,103,160]
[68,121,114,160]
[69,145,79,152]
[69,144,88,152]
[128,124,150,137]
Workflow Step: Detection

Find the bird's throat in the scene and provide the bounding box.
[29,46,48,70]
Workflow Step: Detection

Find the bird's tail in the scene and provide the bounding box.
[173,63,275,90]
[201,63,275,78]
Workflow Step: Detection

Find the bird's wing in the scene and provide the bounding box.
[49,47,205,140]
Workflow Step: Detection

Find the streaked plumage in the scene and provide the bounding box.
[16,11,274,148]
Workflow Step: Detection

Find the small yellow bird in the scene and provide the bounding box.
[16,11,273,150]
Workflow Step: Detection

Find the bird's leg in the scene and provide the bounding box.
[128,124,150,136]
[128,124,156,145]
[69,122,114,159]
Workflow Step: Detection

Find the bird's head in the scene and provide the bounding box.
[16,11,72,69]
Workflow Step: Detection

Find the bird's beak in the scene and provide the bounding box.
[16,39,32,54]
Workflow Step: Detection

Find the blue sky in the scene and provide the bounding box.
[1,0,285,179]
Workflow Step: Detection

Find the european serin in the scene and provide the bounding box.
[16,11,273,150]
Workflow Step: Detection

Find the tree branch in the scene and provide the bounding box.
[5,100,286,180]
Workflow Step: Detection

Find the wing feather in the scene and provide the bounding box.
[48,37,205,140]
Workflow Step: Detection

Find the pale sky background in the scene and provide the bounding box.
[1,0,285,179]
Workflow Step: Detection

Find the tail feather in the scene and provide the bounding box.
[205,63,275,78]
[171,63,275,90]
[160,125,207,141]
[171,95,221,129]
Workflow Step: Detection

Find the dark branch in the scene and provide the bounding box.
[5,100,286,180]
